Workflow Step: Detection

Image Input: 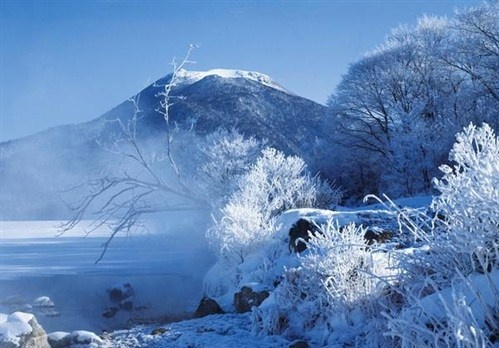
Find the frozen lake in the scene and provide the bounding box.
[0,219,215,333]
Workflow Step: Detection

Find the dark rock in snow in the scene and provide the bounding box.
[102,307,120,319]
[107,283,134,311]
[288,219,321,253]
[151,327,167,335]
[234,285,270,313]
[364,228,393,245]
[108,283,134,303]
[194,297,224,318]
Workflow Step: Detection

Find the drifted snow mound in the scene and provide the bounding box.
[0,312,50,348]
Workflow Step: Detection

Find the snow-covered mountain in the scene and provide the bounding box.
[0,69,329,219]
[174,69,293,94]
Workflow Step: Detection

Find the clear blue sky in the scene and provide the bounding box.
[0,0,480,141]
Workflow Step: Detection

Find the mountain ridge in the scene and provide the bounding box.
[0,69,330,219]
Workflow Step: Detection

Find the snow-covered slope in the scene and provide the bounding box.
[174,69,293,95]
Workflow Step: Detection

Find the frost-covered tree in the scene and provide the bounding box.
[447,3,499,127]
[384,123,499,347]
[195,129,264,210]
[208,148,340,266]
[328,3,499,199]
[329,15,453,197]
[61,46,213,262]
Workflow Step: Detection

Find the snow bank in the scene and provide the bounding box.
[110,313,290,347]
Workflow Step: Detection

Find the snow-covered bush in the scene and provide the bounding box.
[197,129,264,209]
[253,222,378,345]
[208,148,340,266]
[433,122,498,241]
[383,123,499,347]
[427,123,498,282]
[385,271,499,347]
[205,148,341,298]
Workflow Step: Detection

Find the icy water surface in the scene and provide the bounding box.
[0,220,214,333]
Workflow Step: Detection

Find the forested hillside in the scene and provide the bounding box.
[326,4,498,200]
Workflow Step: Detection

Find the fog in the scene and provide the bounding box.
[0,119,219,333]
[0,212,215,332]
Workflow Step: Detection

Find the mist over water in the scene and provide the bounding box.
[0,212,215,333]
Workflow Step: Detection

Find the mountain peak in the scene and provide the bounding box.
[175,69,293,94]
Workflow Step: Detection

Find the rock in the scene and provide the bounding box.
[69,330,104,346]
[47,330,104,347]
[31,297,59,319]
[288,219,321,253]
[151,327,167,335]
[107,283,134,303]
[102,307,120,319]
[120,299,133,312]
[194,297,224,318]
[234,285,270,313]
[32,297,54,308]
[107,283,134,311]
[47,332,71,348]
[364,228,393,245]
[0,312,50,348]
[289,340,310,348]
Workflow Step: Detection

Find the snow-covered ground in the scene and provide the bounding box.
[108,313,291,348]
[0,217,215,334]
[2,195,497,347]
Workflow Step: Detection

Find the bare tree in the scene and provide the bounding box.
[61,45,208,263]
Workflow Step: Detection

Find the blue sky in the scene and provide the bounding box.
[0,0,480,141]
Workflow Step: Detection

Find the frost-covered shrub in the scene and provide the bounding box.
[394,123,498,289]
[383,123,499,347]
[433,123,498,240]
[253,222,378,344]
[197,129,264,209]
[431,123,498,280]
[208,148,341,266]
[385,271,499,348]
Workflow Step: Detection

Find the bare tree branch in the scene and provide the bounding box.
[61,46,208,262]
